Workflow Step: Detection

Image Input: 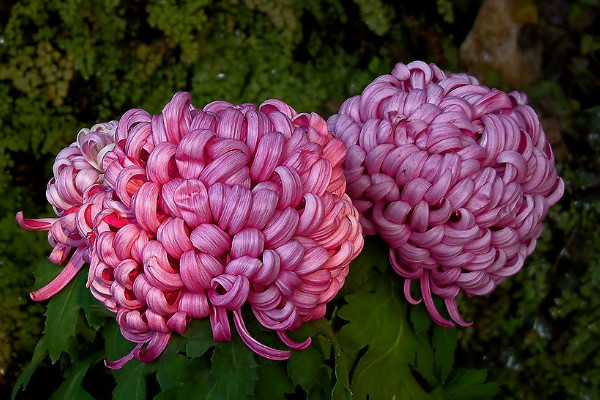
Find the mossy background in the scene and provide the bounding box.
[0,0,598,398]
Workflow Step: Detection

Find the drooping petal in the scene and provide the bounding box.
[31,247,87,301]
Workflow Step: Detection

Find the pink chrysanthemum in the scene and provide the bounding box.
[18,92,363,367]
[17,121,117,301]
[328,61,563,327]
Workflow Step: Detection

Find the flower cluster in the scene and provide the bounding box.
[19,60,564,367]
[18,93,363,367]
[328,61,564,326]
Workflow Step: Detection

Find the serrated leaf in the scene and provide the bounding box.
[113,361,147,400]
[104,319,136,361]
[439,369,500,400]
[337,275,431,400]
[331,351,353,400]
[152,350,214,399]
[309,319,350,400]
[49,352,102,400]
[76,313,98,342]
[44,269,89,363]
[308,386,330,400]
[287,345,325,392]
[153,366,215,400]
[11,336,48,400]
[409,305,436,385]
[82,301,113,330]
[183,319,214,358]
[412,333,436,387]
[410,303,432,335]
[433,325,458,383]
[342,237,389,294]
[255,360,294,399]
[156,353,189,390]
[212,336,258,399]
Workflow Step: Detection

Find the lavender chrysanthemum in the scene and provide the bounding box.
[18,93,363,367]
[328,61,563,327]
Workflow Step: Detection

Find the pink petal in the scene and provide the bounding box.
[31,247,86,301]
[233,309,290,360]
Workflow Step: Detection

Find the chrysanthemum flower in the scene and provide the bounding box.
[18,93,363,367]
[328,61,563,327]
[17,121,117,301]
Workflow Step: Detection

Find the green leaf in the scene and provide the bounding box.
[410,303,432,335]
[331,351,353,400]
[44,269,89,363]
[153,351,215,399]
[433,325,458,383]
[412,335,436,387]
[309,319,350,400]
[212,336,258,399]
[287,345,325,392]
[82,302,113,330]
[337,275,431,400]
[342,237,389,294]
[255,360,294,399]
[103,319,135,362]
[49,352,102,400]
[183,319,214,358]
[156,353,189,390]
[439,369,500,400]
[155,333,186,363]
[76,313,98,343]
[308,386,330,400]
[153,366,215,400]
[113,361,147,400]
[409,306,436,385]
[77,265,111,332]
[11,337,48,400]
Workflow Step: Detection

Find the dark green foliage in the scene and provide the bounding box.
[255,359,294,399]
[10,337,46,399]
[212,339,259,399]
[112,362,147,400]
[287,345,328,393]
[48,352,102,400]
[42,267,90,363]
[452,1,600,396]
[337,277,430,399]
[8,237,501,400]
[1,0,598,399]
[458,201,600,399]
[334,248,498,400]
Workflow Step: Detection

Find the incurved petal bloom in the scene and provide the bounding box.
[328,61,563,326]
[19,93,363,368]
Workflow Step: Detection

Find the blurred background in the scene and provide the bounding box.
[0,0,598,398]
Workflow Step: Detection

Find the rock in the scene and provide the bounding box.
[459,0,542,89]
